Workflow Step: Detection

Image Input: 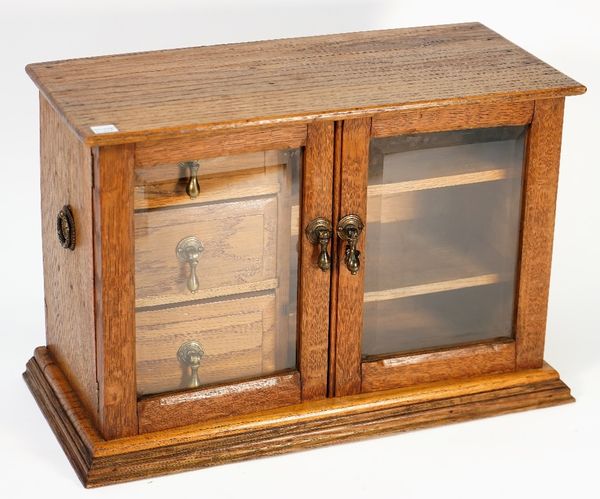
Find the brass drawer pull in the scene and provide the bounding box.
[176,236,204,293]
[337,214,364,275]
[56,205,76,250]
[179,160,200,198]
[305,217,332,271]
[177,341,204,388]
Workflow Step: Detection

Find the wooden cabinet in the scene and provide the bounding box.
[23,23,585,487]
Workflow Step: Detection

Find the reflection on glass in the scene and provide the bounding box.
[363,127,525,357]
[134,148,301,396]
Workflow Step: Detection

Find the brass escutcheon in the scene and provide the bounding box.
[56,205,76,251]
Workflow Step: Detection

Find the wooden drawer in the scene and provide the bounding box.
[134,150,286,210]
[135,196,278,307]
[136,292,277,396]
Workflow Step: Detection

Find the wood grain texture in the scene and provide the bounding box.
[134,196,278,307]
[93,144,138,438]
[362,340,516,392]
[138,371,301,433]
[515,98,565,369]
[372,100,534,137]
[24,347,573,487]
[297,121,334,400]
[135,125,307,166]
[26,23,585,146]
[334,118,371,396]
[136,293,278,395]
[39,96,98,423]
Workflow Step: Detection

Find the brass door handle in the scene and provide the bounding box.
[176,236,204,293]
[179,160,200,198]
[305,217,333,271]
[337,214,364,275]
[177,341,204,388]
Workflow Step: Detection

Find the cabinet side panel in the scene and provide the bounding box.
[515,98,565,369]
[40,95,98,421]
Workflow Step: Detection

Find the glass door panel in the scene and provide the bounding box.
[133,148,301,396]
[363,127,526,358]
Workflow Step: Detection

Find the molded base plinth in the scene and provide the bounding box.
[24,346,574,488]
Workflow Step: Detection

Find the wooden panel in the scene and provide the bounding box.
[372,101,534,137]
[334,118,371,396]
[24,346,572,487]
[135,124,307,166]
[297,121,334,400]
[26,23,584,146]
[134,196,278,307]
[136,293,277,395]
[362,340,516,392]
[93,144,138,438]
[515,98,565,369]
[39,96,98,423]
[138,371,301,433]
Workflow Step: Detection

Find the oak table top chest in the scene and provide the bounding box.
[23,23,586,487]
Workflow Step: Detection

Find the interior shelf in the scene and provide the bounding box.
[362,282,516,356]
[367,168,512,196]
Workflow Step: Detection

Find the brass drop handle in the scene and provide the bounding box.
[177,341,204,388]
[176,236,204,293]
[305,217,333,272]
[337,214,364,275]
[179,160,200,198]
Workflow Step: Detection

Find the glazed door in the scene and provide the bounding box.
[132,123,333,432]
[332,113,532,396]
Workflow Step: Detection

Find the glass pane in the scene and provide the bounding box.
[363,126,525,358]
[134,148,301,396]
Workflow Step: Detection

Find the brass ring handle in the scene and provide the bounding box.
[179,160,200,199]
[176,236,204,293]
[337,214,364,275]
[56,205,76,250]
[305,217,333,272]
[177,341,204,388]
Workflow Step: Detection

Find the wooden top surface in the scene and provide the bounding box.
[26,22,585,146]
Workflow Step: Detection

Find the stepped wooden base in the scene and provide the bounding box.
[24,346,574,488]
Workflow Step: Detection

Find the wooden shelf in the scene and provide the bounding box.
[367,168,511,196]
[364,273,502,302]
[362,282,515,356]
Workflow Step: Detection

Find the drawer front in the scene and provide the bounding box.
[135,196,278,307]
[134,151,285,210]
[136,293,276,396]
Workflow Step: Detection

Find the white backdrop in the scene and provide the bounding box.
[1,1,598,497]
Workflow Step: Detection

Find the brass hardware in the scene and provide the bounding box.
[337,214,364,275]
[177,341,204,388]
[305,217,333,272]
[179,160,200,198]
[176,236,204,293]
[56,205,76,250]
